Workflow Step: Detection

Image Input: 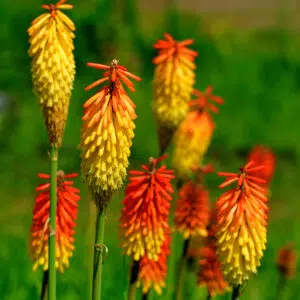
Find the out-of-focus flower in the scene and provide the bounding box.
[120,154,174,261]
[30,171,80,272]
[137,231,171,295]
[276,243,297,280]
[216,160,269,285]
[172,86,224,179]
[197,209,229,296]
[247,145,276,185]
[28,0,76,148]
[152,33,198,152]
[197,241,229,297]
[80,59,141,208]
[174,181,210,239]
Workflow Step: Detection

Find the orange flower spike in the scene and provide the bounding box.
[30,171,80,272]
[81,59,141,208]
[197,242,230,297]
[152,33,198,152]
[276,243,297,280]
[137,231,171,295]
[172,86,224,179]
[247,145,276,185]
[174,165,212,239]
[28,0,76,148]
[216,161,269,285]
[119,154,174,261]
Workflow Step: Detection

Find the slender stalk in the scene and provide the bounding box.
[92,206,106,300]
[128,260,140,300]
[175,238,190,300]
[49,146,58,300]
[206,292,212,300]
[141,292,149,300]
[41,271,49,300]
[276,274,286,300]
[231,285,241,300]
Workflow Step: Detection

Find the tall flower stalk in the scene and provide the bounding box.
[28,1,76,299]
[152,33,197,153]
[80,59,141,300]
[216,160,269,298]
[119,154,174,299]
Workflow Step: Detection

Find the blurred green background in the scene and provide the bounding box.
[1,0,300,299]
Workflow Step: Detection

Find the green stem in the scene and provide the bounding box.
[92,206,106,300]
[231,285,241,300]
[276,274,286,300]
[206,292,212,300]
[49,146,58,300]
[175,238,190,300]
[141,292,149,300]
[41,271,49,300]
[128,260,140,300]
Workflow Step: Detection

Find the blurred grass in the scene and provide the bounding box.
[1,0,300,299]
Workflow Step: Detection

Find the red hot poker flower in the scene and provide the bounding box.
[137,231,171,295]
[276,243,297,280]
[120,154,174,261]
[216,160,269,285]
[30,171,80,272]
[247,145,276,185]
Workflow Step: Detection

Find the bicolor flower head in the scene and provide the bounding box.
[276,243,297,280]
[247,145,276,186]
[216,161,269,285]
[137,231,171,295]
[119,154,174,261]
[152,33,198,152]
[30,171,80,272]
[80,59,141,208]
[28,0,76,147]
[172,86,224,179]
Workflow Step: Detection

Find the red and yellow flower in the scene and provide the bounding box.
[172,86,224,179]
[28,0,76,147]
[30,171,80,272]
[276,243,297,279]
[137,231,171,295]
[119,154,174,261]
[80,59,141,207]
[216,161,269,285]
[152,33,198,152]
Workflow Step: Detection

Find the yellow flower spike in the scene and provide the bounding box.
[80,60,141,209]
[28,0,76,148]
[172,86,224,179]
[216,161,269,285]
[152,33,198,153]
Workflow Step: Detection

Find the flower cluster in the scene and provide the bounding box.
[216,161,269,285]
[30,171,80,272]
[137,231,171,295]
[197,210,229,296]
[276,243,297,280]
[81,59,141,207]
[119,155,174,261]
[28,0,76,147]
[172,86,224,179]
[174,181,210,239]
[247,145,276,186]
[152,33,198,152]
